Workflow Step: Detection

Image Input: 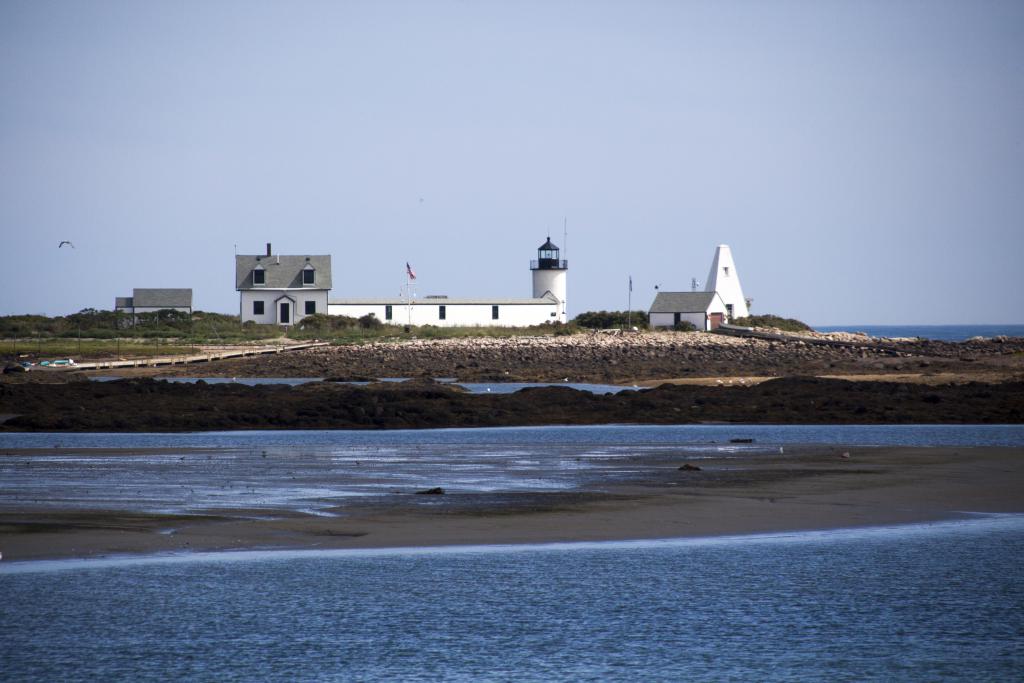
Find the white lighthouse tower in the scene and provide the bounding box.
[705,244,750,320]
[531,237,568,323]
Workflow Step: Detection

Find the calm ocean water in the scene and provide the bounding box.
[2,516,1022,682]
[816,324,1024,341]
[5,423,1024,450]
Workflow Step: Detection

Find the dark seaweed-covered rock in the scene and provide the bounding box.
[0,376,1021,432]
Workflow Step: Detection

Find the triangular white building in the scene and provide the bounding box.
[704,244,749,319]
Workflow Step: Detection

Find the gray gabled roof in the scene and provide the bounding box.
[649,291,719,314]
[236,254,332,290]
[132,288,193,308]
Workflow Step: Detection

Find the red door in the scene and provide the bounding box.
[708,313,724,330]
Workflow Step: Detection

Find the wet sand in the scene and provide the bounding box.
[2,445,1020,562]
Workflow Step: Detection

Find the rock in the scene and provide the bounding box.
[729,438,754,443]
[415,487,445,495]
[678,463,702,471]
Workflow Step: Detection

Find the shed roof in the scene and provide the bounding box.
[132,288,192,308]
[649,291,720,313]
[235,255,332,290]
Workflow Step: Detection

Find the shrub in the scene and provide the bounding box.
[573,310,649,329]
[673,321,697,332]
[135,309,191,328]
[730,314,813,332]
[358,313,383,329]
[296,313,357,332]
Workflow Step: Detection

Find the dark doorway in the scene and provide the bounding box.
[279,302,291,325]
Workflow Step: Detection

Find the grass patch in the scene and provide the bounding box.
[1,338,195,360]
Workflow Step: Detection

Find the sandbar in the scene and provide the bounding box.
[1,445,1021,562]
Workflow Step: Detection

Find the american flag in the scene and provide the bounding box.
[406,262,417,280]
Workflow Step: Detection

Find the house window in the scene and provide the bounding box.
[305,301,316,315]
[385,305,393,321]
[253,268,265,285]
[253,301,265,315]
[439,305,446,320]
[302,268,315,285]
[492,305,499,320]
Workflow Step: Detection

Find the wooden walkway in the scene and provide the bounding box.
[69,341,330,371]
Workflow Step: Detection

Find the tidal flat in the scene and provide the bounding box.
[1,425,1021,562]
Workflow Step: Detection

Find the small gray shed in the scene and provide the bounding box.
[648,291,729,331]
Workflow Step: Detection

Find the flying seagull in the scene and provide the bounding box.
[58,241,75,249]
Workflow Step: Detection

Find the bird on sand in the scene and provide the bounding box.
[58,240,75,248]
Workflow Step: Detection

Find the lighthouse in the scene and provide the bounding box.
[531,237,568,323]
[704,244,749,320]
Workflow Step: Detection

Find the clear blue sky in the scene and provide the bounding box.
[2,0,1022,325]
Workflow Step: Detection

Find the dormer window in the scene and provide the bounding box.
[302,265,315,286]
[253,267,266,286]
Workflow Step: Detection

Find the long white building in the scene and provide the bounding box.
[328,237,568,327]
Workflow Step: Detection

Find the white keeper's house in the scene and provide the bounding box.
[236,244,331,325]
[327,237,568,327]
[649,244,751,330]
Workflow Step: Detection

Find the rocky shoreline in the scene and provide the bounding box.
[2,331,1021,431]
[69,330,1024,385]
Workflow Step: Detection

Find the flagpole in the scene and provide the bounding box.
[627,275,632,331]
